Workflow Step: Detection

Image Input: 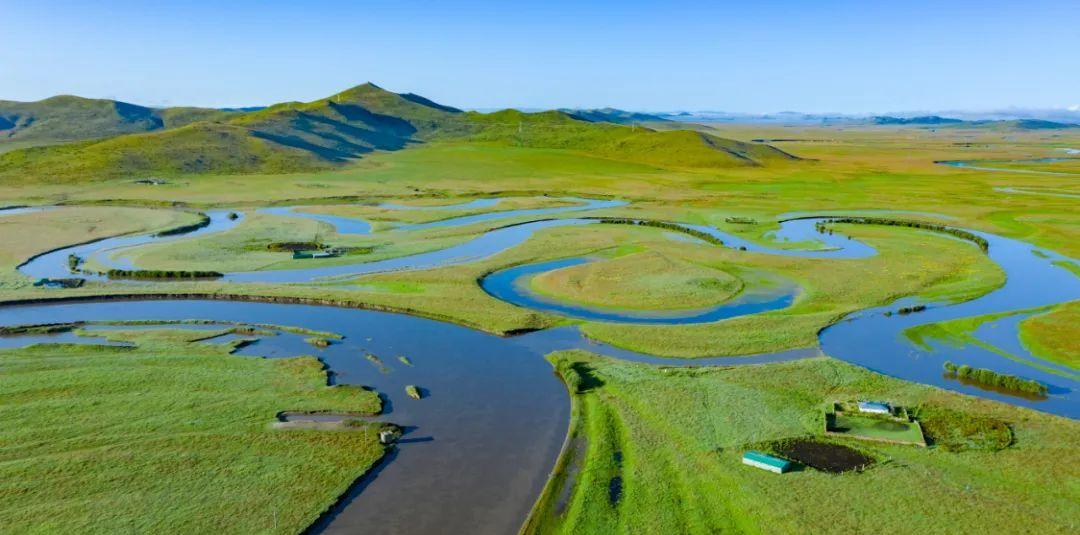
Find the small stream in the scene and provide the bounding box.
[937,157,1080,176]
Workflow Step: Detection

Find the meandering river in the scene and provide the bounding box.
[3,196,1078,533]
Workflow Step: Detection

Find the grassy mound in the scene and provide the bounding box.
[531,250,743,311]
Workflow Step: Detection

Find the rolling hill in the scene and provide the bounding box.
[0,83,798,183]
[0,95,235,145]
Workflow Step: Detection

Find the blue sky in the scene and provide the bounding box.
[3,0,1077,112]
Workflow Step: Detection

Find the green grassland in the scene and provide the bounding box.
[828,411,925,444]
[0,205,201,288]
[0,328,385,534]
[531,250,745,311]
[0,120,1072,361]
[526,351,1080,534]
[300,195,578,229]
[0,95,234,145]
[0,92,1076,535]
[1018,301,1080,369]
[573,222,1003,356]
[0,203,1006,357]
[904,308,1078,377]
[0,84,789,184]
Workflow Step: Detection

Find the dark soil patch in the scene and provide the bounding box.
[771,438,874,473]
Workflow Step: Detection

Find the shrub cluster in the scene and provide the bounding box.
[553,358,584,393]
[267,241,321,252]
[943,361,1047,395]
[913,405,1013,452]
[724,216,757,224]
[67,254,81,272]
[818,217,988,252]
[155,213,212,237]
[106,269,223,280]
[596,218,724,245]
[897,305,927,315]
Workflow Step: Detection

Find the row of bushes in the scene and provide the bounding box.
[819,217,989,252]
[943,361,1047,396]
[267,241,321,252]
[0,322,84,335]
[106,269,224,280]
[155,213,212,237]
[724,216,757,225]
[596,218,724,246]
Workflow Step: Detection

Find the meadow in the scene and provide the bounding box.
[0,120,1076,533]
[1019,302,1079,369]
[0,123,1071,365]
[526,351,1080,534]
[0,327,385,534]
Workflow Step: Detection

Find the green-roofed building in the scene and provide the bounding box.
[742,451,792,474]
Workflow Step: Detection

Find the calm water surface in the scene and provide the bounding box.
[0,299,808,535]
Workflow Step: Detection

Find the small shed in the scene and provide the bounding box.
[857,401,891,415]
[742,451,792,474]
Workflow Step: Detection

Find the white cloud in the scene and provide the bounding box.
[1069,104,1080,112]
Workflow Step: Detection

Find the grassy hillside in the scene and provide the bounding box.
[0,95,234,146]
[0,84,796,183]
[463,109,796,168]
[0,122,331,181]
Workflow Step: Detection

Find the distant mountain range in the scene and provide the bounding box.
[558,108,671,125]
[0,84,795,183]
[655,109,1080,128]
